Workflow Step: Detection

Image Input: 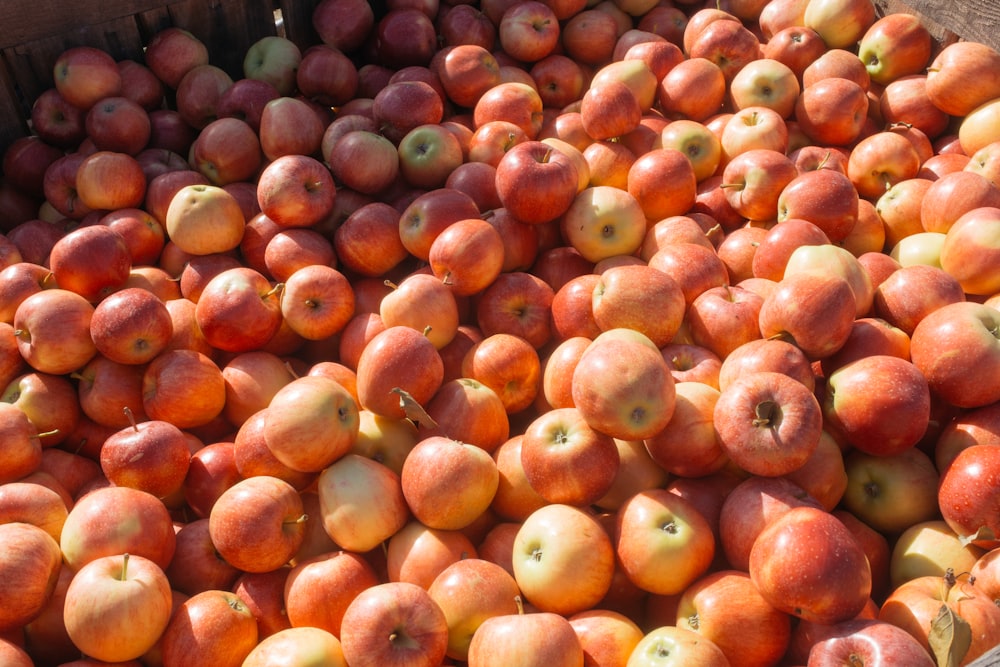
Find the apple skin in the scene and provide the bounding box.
[62,553,173,663]
[890,520,986,591]
[757,271,857,361]
[750,505,873,625]
[0,521,62,634]
[840,447,941,536]
[339,581,449,667]
[283,549,379,639]
[805,618,936,667]
[938,444,1000,550]
[159,589,259,667]
[823,355,931,457]
[713,370,823,477]
[468,605,584,667]
[910,301,1000,408]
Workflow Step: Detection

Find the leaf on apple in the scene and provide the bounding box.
[929,602,972,667]
[391,387,438,429]
[958,525,997,548]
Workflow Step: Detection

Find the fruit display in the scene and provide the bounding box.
[2,0,1000,665]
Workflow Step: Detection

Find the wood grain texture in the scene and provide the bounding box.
[874,0,1000,50]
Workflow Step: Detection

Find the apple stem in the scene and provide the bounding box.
[422,325,433,338]
[36,428,60,438]
[514,595,524,615]
[12,328,28,342]
[285,513,308,525]
[284,361,301,379]
[752,400,780,428]
[264,283,284,300]
[121,553,130,581]
[383,279,398,290]
[123,406,139,432]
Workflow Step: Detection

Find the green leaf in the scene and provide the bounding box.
[929,603,972,667]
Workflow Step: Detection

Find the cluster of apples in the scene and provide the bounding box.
[2,0,1000,664]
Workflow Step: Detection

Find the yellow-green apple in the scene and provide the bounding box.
[626,624,730,667]
[713,369,822,476]
[840,446,940,536]
[283,550,379,638]
[189,117,262,186]
[159,589,259,667]
[750,505,872,624]
[719,106,788,165]
[401,435,498,531]
[53,45,121,110]
[468,602,584,667]
[571,332,675,441]
[615,488,714,596]
[0,521,61,633]
[242,626,347,667]
[794,77,869,147]
[512,503,615,615]
[729,58,800,119]
[926,40,1000,118]
[243,34,301,97]
[165,183,245,256]
[560,186,648,263]
[878,572,1000,665]
[889,230,947,267]
[397,123,466,190]
[518,406,620,507]
[890,520,986,590]
[339,581,448,666]
[802,0,876,49]
[100,416,191,499]
[658,119,721,183]
[938,444,1000,549]
[591,263,686,348]
[349,409,419,477]
[757,271,857,360]
[256,154,337,228]
[63,554,172,662]
[675,569,793,667]
[207,475,306,573]
[643,381,726,478]
[427,558,521,661]
[823,355,931,457]
[263,374,358,473]
[658,57,727,122]
[317,454,410,553]
[910,301,1000,408]
[13,288,96,377]
[385,519,478,589]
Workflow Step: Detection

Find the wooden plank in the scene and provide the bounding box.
[873,0,1000,50]
[0,0,191,49]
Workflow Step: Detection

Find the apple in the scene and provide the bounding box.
[513,503,615,616]
[317,454,410,553]
[207,475,306,574]
[890,519,986,590]
[76,355,148,430]
[100,414,192,500]
[88,286,172,366]
[159,589,259,667]
[643,381,727,478]
[795,77,869,147]
[189,117,263,187]
[938,444,1000,549]
[911,301,1000,408]
[750,505,872,625]
[805,618,936,667]
[242,35,301,97]
[418,377,509,454]
[840,445,941,536]
[142,348,226,430]
[174,64,234,130]
[13,287,96,377]
[312,0,374,53]
[926,40,1000,118]
[823,355,931,457]
[339,581,448,666]
[63,553,172,663]
[242,626,347,667]
[626,624,730,667]
[165,184,246,256]
[333,202,409,277]
[675,569,793,667]
[194,266,281,353]
[0,521,61,634]
[720,148,798,223]
[498,0,560,63]
[256,154,337,229]
[53,46,121,111]
[757,271,857,360]
[283,549,379,639]
[385,519,478,589]
[143,26,209,89]
[615,488,715,596]
[30,88,87,149]
[719,106,788,165]
[164,518,241,596]
[559,186,647,264]
[561,9,619,67]
[847,129,923,200]
[687,17,761,84]
[879,572,1000,665]
[591,263,686,348]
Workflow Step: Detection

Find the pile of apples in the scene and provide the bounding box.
[3,0,1000,664]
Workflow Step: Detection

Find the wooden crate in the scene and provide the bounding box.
[0,0,326,156]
